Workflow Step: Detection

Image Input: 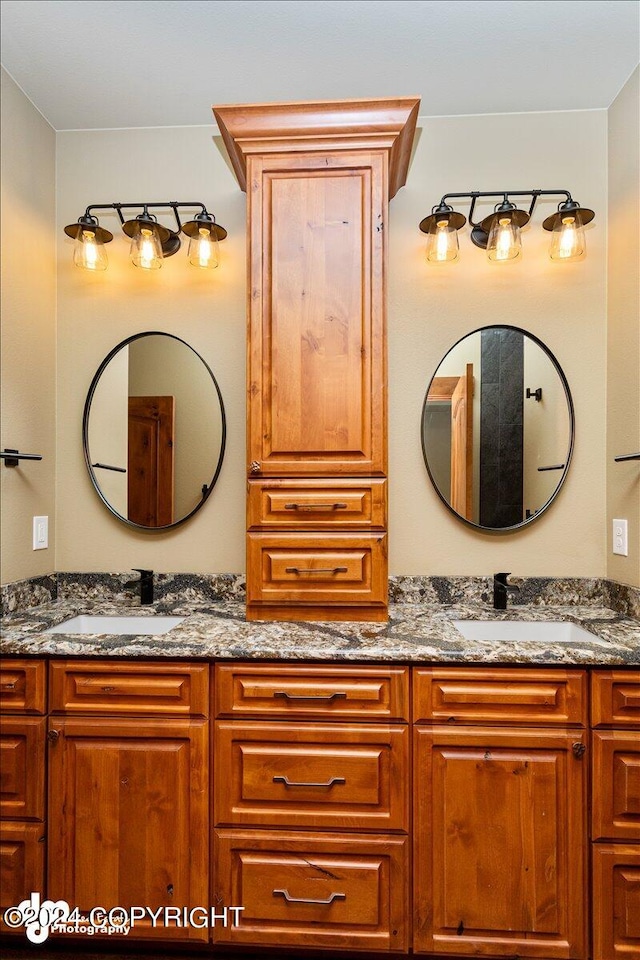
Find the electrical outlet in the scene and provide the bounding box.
[612,518,628,556]
[33,516,48,550]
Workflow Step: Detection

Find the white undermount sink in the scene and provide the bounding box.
[453,620,604,644]
[46,615,185,636]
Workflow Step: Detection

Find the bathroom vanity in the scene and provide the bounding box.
[1,596,638,959]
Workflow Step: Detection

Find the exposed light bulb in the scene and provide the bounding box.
[130,223,163,270]
[189,227,219,269]
[73,229,108,271]
[426,219,459,263]
[549,213,585,261]
[487,216,522,262]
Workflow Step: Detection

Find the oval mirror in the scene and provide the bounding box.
[421,325,574,531]
[83,332,226,530]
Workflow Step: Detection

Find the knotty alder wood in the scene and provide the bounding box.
[592,670,640,726]
[0,716,45,819]
[0,659,46,714]
[247,477,387,528]
[213,827,409,952]
[592,843,640,960]
[592,730,640,842]
[414,725,588,957]
[47,716,209,941]
[0,822,45,932]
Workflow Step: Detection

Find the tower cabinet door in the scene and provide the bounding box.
[247,151,386,476]
[414,726,587,958]
[47,717,209,941]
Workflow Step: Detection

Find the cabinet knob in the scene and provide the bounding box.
[249,461,261,475]
[572,741,586,759]
[47,729,60,743]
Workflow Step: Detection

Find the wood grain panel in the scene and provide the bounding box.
[413,667,586,726]
[592,844,640,960]
[592,671,640,727]
[0,660,46,714]
[214,663,409,720]
[247,478,386,528]
[414,725,587,957]
[592,730,640,841]
[0,717,45,820]
[0,822,45,933]
[215,721,408,831]
[47,717,208,941]
[213,828,408,951]
[49,660,208,716]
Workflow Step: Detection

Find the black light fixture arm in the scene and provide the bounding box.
[437,189,573,229]
[82,201,211,234]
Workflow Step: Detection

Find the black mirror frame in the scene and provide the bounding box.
[420,324,575,533]
[83,331,227,531]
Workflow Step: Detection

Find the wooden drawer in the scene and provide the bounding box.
[592,670,640,727]
[0,822,45,934]
[213,828,408,952]
[215,664,409,720]
[592,844,640,960]
[49,660,209,716]
[0,717,45,820]
[215,721,408,831]
[248,478,386,529]
[247,532,387,607]
[0,660,46,714]
[413,667,587,726]
[592,730,640,841]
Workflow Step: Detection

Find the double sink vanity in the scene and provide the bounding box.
[1,577,638,958]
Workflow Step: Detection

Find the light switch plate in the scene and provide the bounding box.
[612,518,628,556]
[33,515,48,550]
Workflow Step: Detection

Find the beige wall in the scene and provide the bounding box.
[607,67,640,588]
[52,108,608,577]
[1,69,56,583]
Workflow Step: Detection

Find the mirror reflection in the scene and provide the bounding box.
[421,326,574,530]
[84,332,226,529]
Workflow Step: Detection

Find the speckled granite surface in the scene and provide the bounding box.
[1,594,638,666]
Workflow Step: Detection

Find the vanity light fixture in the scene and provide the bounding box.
[64,202,227,271]
[419,190,594,264]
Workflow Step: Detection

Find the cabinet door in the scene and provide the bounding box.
[0,716,45,819]
[414,726,587,958]
[0,822,45,933]
[47,717,208,941]
[592,843,640,960]
[592,730,640,841]
[247,151,386,476]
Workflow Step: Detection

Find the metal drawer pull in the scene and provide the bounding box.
[273,775,346,788]
[284,502,348,510]
[273,889,346,906]
[285,567,348,575]
[273,691,347,702]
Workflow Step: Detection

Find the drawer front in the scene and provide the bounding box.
[49,661,209,716]
[592,731,640,841]
[592,844,640,960]
[213,828,408,952]
[0,822,46,934]
[0,660,46,714]
[215,664,409,720]
[413,667,587,726]
[592,671,640,727]
[215,721,408,831]
[248,478,386,529]
[247,532,387,606]
[0,717,45,820]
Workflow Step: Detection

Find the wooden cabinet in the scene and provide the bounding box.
[591,670,640,960]
[213,662,410,951]
[213,98,419,621]
[0,659,46,933]
[46,660,209,942]
[413,667,588,958]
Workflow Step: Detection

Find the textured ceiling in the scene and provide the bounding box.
[1,0,639,130]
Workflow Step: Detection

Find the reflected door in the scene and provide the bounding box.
[127,396,175,526]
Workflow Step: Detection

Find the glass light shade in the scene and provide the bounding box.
[130,223,163,269]
[426,219,459,263]
[73,229,108,271]
[549,212,585,261]
[188,227,219,269]
[487,216,522,262]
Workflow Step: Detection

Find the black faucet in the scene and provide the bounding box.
[124,568,154,605]
[493,572,519,610]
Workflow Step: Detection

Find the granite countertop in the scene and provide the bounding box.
[1,596,638,666]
